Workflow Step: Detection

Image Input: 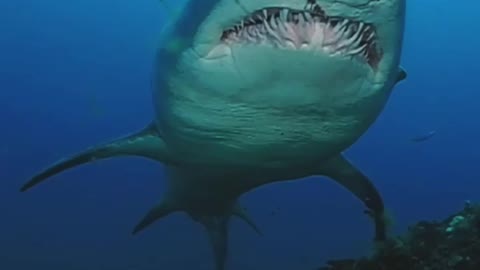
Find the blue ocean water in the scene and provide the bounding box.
[1,0,479,269]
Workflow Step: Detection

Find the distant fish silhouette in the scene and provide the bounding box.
[411,130,436,142]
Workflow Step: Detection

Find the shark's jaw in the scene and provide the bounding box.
[220,2,381,69]
[187,0,406,81]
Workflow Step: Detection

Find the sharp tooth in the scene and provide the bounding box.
[274,17,281,28]
[337,26,362,49]
[358,22,365,31]
[331,19,347,34]
[280,9,288,21]
[353,26,366,47]
[270,15,278,29]
[263,19,269,29]
[339,20,349,32]
[332,21,342,33]
[240,20,244,28]
[252,27,259,37]
[258,26,265,36]
[298,13,305,24]
[263,9,268,18]
[367,31,375,41]
[265,16,283,42]
[347,43,368,55]
[349,24,363,42]
[352,36,363,48]
[304,12,312,22]
[247,27,254,36]
[278,18,289,36]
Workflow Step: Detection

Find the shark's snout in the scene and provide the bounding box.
[219,1,382,69]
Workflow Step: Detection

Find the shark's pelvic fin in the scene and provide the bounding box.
[202,216,230,270]
[232,204,262,235]
[132,201,176,235]
[318,154,386,241]
[396,66,407,84]
[20,123,171,192]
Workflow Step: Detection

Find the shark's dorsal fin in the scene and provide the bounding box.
[20,123,172,192]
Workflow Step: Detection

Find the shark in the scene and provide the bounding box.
[21,0,407,269]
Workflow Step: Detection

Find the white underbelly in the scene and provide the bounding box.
[160,94,379,169]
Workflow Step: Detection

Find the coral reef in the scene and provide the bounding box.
[319,201,480,270]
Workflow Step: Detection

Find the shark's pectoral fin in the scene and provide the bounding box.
[396,66,407,84]
[201,216,230,270]
[317,154,386,241]
[132,201,176,235]
[232,204,262,235]
[20,123,172,192]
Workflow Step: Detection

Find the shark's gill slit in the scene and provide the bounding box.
[220,4,382,69]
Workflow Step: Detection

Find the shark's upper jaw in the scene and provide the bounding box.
[218,1,382,69]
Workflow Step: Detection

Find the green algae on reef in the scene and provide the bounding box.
[319,201,480,270]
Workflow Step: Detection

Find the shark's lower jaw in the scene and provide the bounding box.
[220,3,382,70]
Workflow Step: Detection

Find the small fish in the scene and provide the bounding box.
[411,130,436,142]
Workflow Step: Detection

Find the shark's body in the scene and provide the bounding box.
[21,0,407,269]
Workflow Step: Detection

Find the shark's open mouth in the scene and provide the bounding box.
[221,2,382,69]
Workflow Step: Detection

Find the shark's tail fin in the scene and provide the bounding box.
[20,123,172,192]
[132,201,261,270]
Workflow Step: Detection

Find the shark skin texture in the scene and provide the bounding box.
[21,0,407,269]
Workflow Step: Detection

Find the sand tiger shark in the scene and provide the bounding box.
[21,0,407,269]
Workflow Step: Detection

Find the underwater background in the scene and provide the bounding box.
[1,0,479,269]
